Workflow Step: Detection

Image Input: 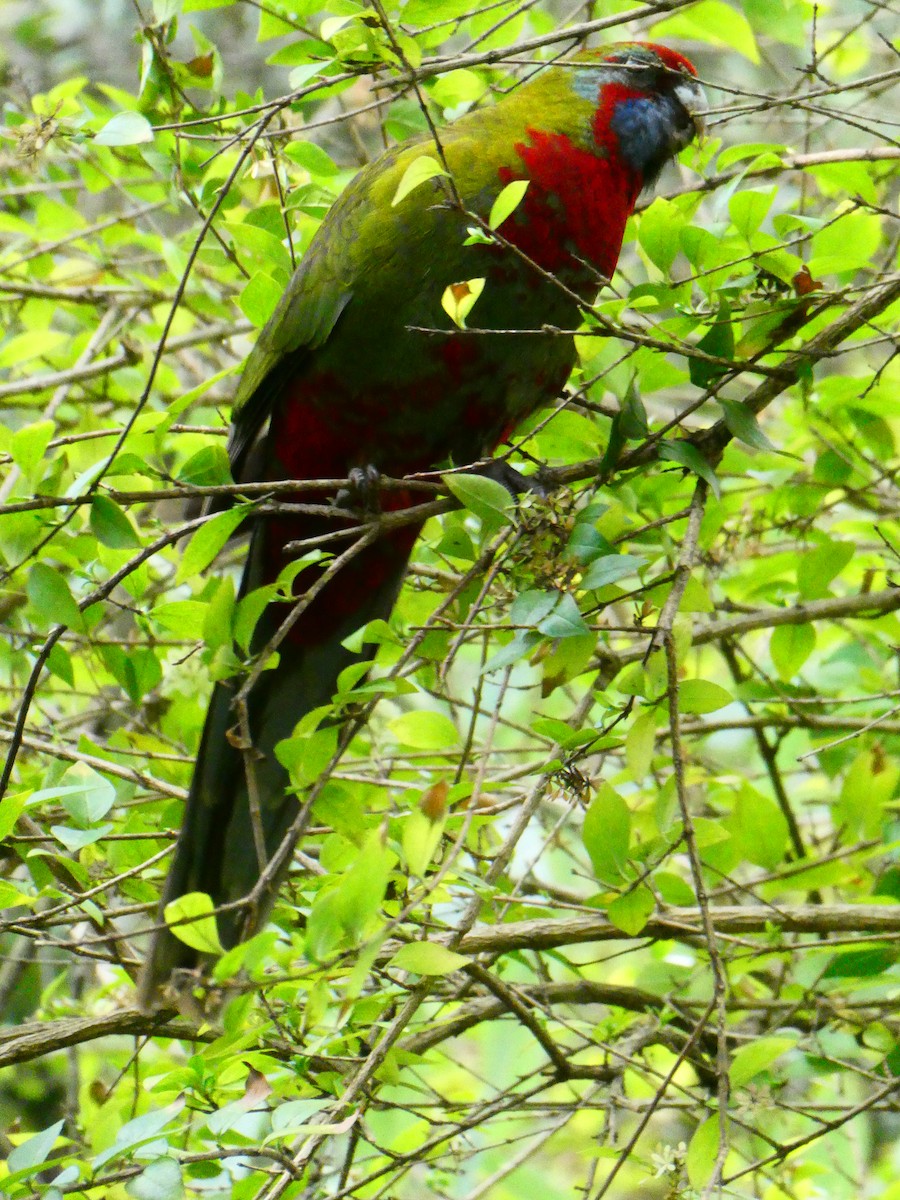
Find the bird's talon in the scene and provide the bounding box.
[335,465,382,513]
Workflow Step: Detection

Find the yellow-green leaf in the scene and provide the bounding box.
[686,1115,721,1188]
[389,942,468,976]
[176,506,249,584]
[90,496,140,549]
[678,680,733,715]
[94,111,154,146]
[583,784,630,883]
[441,277,485,328]
[730,1036,795,1087]
[164,892,224,954]
[608,885,654,935]
[392,155,447,207]
[389,710,458,751]
[625,711,656,779]
[27,562,82,630]
[488,179,529,230]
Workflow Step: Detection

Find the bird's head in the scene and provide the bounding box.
[571,42,707,184]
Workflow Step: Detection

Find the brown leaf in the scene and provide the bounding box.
[420,780,449,822]
[793,266,822,296]
[187,54,214,78]
[242,1063,273,1107]
[449,281,473,303]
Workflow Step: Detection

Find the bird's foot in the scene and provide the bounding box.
[335,464,382,514]
[469,459,551,500]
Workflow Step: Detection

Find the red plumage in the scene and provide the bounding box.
[138,42,705,1008]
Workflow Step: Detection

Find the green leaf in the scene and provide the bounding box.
[176,506,249,583]
[693,817,732,849]
[689,299,735,390]
[125,1155,185,1199]
[443,471,514,534]
[608,885,654,935]
[0,791,28,840]
[57,763,116,827]
[0,330,67,369]
[278,724,339,788]
[686,1115,720,1189]
[810,206,882,275]
[403,808,445,877]
[202,575,235,652]
[305,890,344,962]
[837,751,900,839]
[334,835,393,941]
[239,271,283,328]
[404,0,468,20]
[11,419,55,479]
[481,630,540,675]
[538,592,590,638]
[658,441,721,498]
[392,155,447,207]
[678,680,733,714]
[94,111,154,146]
[729,1036,795,1087]
[226,219,293,276]
[719,399,777,452]
[540,631,595,687]
[638,197,685,273]
[441,277,485,328]
[282,139,339,175]
[94,1106,183,1169]
[320,13,357,41]
[234,583,277,651]
[389,942,469,975]
[730,786,789,870]
[655,871,697,906]
[583,784,630,883]
[651,1,760,62]
[90,496,140,549]
[797,539,853,600]
[163,892,224,954]
[770,622,815,681]
[488,179,529,230]
[509,589,559,627]
[580,553,644,591]
[0,880,33,908]
[430,68,486,110]
[389,710,458,750]
[150,600,207,638]
[51,823,114,851]
[729,187,776,239]
[7,1120,65,1174]
[177,445,232,487]
[625,711,656,779]
[620,380,650,439]
[27,562,82,629]
[717,141,787,170]
[680,575,715,613]
[823,946,897,979]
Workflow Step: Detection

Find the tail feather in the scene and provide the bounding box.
[137,519,418,1009]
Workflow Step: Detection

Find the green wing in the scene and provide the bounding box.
[225,79,566,478]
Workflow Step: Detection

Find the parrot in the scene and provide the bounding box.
[138,41,705,1007]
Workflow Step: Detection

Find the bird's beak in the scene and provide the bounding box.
[676,76,708,141]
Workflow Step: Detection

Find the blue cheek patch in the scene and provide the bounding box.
[610,97,667,173]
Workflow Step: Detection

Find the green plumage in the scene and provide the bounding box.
[139,43,704,1008]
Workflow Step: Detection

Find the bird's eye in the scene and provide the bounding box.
[613,51,652,71]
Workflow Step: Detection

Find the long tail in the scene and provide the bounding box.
[138,515,418,1008]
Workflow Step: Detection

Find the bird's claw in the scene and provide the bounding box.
[335,464,382,514]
